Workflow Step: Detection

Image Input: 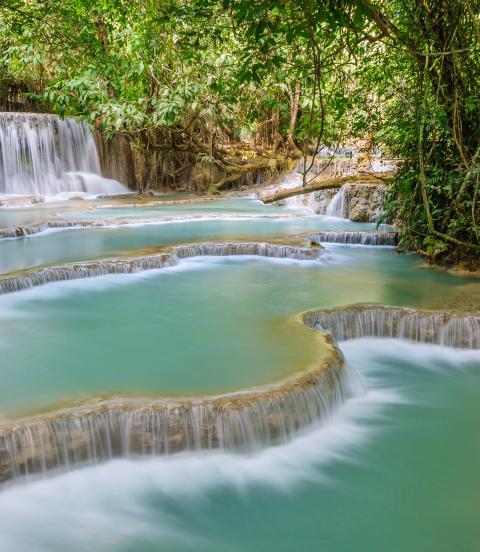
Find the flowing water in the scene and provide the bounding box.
[0,113,127,196]
[326,185,349,218]
[0,199,394,275]
[0,153,479,550]
[0,244,477,412]
[0,338,479,552]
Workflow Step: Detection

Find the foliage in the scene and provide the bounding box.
[0,0,479,264]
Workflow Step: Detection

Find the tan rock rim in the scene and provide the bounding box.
[0,302,478,484]
[0,322,345,484]
[0,240,323,294]
[303,303,480,348]
[0,210,301,240]
[0,321,340,429]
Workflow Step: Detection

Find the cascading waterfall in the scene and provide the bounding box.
[0,254,177,294]
[0,113,127,196]
[304,305,480,349]
[310,231,398,246]
[0,242,325,295]
[1,302,478,484]
[0,219,105,239]
[280,160,354,214]
[326,185,349,218]
[298,157,356,178]
[0,339,349,483]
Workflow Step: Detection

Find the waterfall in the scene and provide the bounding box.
[326,185,349,218]
[0,343,349,483]
[284,191,331,214]
[0,113,128,196]
[304,305,480,349]
[0,242,325,295]
[310,231,398,246]
[1,302,478,483]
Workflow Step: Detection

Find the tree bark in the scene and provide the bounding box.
[287,81,302,157]
[262,176,355,203]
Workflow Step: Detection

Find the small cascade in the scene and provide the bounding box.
[0,218,178,240]
[326,185,349,218]
[0,345,349,483]
[173,242,323,261]
[284,190,333,214]
[310,231,398,246]
[0,242,324,295]
[0,254,176,294]
[304,305,480,349]
[0,113,128,196]
[0,219,104,239]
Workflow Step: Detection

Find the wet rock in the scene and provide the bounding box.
[0,195,45,207]
[345,183,386,222]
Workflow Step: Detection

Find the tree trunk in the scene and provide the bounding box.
[287,81,302,158]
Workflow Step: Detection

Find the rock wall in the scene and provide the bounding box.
[94,132,137,189]
[344,183,386,222]
[282,182,387,221]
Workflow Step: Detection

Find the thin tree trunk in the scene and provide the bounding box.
[287,81,302,157]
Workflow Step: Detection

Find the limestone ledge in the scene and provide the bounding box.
[0,241,325,295]
[1,303,479,485]
[303,304,480,349]
[0,212,297,240]
[0,330,345,483]
[309,231,398,246]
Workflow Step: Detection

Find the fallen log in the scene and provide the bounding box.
[261,174,389,204]
[261,176,354,204]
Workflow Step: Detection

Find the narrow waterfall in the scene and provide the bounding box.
[0,113,128,196]
[0,345,350,483]
[310,231,398,246]
[304,305,480,349]
[326,185,349,218]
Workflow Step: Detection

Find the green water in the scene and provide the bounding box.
[0,215,391,275]
[65,197,292,219]
[0,246,477,414]
[0,325,479,551]
[0,197,479,551]
[0,259,322,413]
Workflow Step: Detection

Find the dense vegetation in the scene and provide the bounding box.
[1,0,479,266]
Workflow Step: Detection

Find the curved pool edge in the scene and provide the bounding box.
[303,304,480,349]
[0,328,347,484]
[0,241,325,295]
[2,302,479,485]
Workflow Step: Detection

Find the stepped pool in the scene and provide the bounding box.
[0,199,394,274]
[0,192,479,552]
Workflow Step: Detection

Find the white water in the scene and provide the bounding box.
[284,191,328,214]
[0,113,128,196]
[326,185,348,218]
[0,372,396,552]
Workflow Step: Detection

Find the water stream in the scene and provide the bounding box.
[0,131,479,550]
[0,113,127,196]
